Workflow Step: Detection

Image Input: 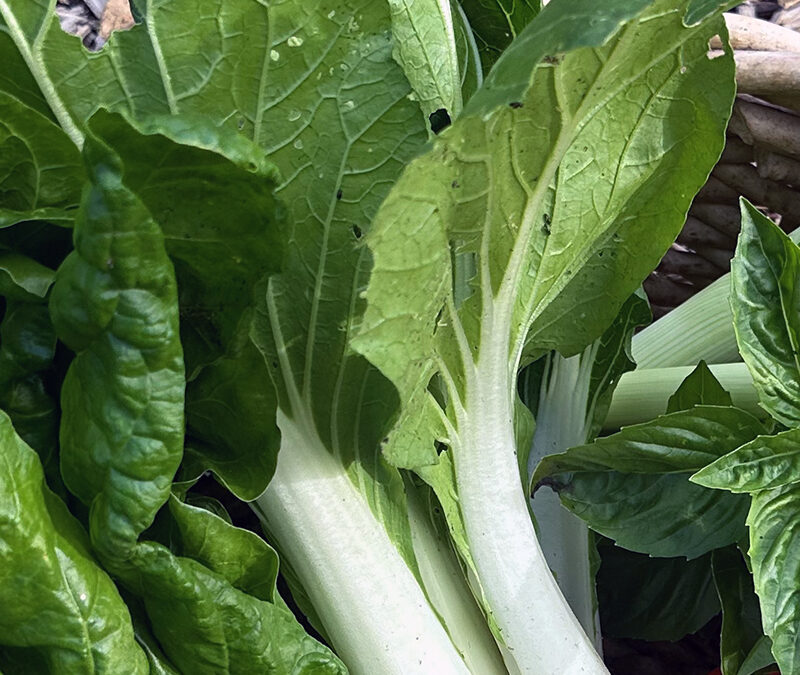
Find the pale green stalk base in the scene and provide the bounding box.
[254,411,471,675]
[528,351,601,649]
[633,227,800,369]
[456,349,608,675]
[604,362,760,429]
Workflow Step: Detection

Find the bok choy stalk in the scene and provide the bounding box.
[355,0,736,671]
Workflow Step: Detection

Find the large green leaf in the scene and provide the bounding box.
[712,546,766,675]
[747,482,800,675]
[49,135,185,562]
[596,540,718,641]
[0,91,81,226]
[0,410,148,673]
[693,428,800,494]
[533,406,763,558]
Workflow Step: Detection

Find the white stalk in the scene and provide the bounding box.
[528,350,601,649]
[254,410,471,675]
[454,341,607,675]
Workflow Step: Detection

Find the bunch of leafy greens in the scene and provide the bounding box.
[0,0,748,673]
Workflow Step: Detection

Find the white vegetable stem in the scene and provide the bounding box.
[254,410,471,675]
[528,350,601,650]
[455,339,607,675]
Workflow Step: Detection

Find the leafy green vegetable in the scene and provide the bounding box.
[0,410,148,673]
[457,0,539,71]
[667,359,733,413]
[747,483,800,675]
[732,199,800,428]
[356,0,735,668]
[49,133,185,563]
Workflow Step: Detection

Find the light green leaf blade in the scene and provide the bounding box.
[737,636,776,675]
[0,410,148,673]
[456,0,540,72]
[0,91,82,226]
[49,135,185,562]
[596,540,718,641]
[712,546,766,675]
[533,406,763,558]
[731,199,800,429]
[747,482,800,675]
[667,360,734,413]
[388,0,464,121]
[693,428,800,494]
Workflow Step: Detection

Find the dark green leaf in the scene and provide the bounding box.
[712,546,765,675]
[0,253,56,301]
[0,92,82,227]
[667,360,733,413]
[115,541,346,675]
[0,410,147,672]
[693,428,800,494]
[49,136,185,562]
[731,200,800,428]
[457,0,539,71]
[747,482,800,675]
[597,540,718,641]
[534,406,763,558]
[168,496,279,603]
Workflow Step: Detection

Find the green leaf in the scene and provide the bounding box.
[168,495,280,603]
[0,410,148,673]
[712,546,765,675]
[667,360,733,413]
[456,0,540,71]
[693,428,800,494]
[747,482,800,675]
[388,0,466,121]
[596,540,719,641]
[115,541,347,675]
[534,406,763,558]
[737,636,776,675]
[0,91,82,227]
[49,135,185,562]
[731,199,800,429]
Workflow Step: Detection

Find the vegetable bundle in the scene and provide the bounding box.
[2,0,796,673]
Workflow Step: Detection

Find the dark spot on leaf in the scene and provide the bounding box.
[336,189,343,200]
[352,225,362,239]
[541,213,551,235]
[429,108,451,134]
[237,118,245,130]
[543,54,561,65]
[509,101,523,109]
[451,180,460,188]
[271,360,278,368]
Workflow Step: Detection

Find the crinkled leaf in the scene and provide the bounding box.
[533,406,763,558]
[731,200,800,428]
[115,541,346,675]
[747,482,800,675]
[168,495,279,603]
[0,410,148,673]
[0,91,82,227]
[596,540,718,641]
[667,360,733,413]
[49,136,185,562]
[712,546,766,675]
[456,0,539,71]
[693,428,800,494]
